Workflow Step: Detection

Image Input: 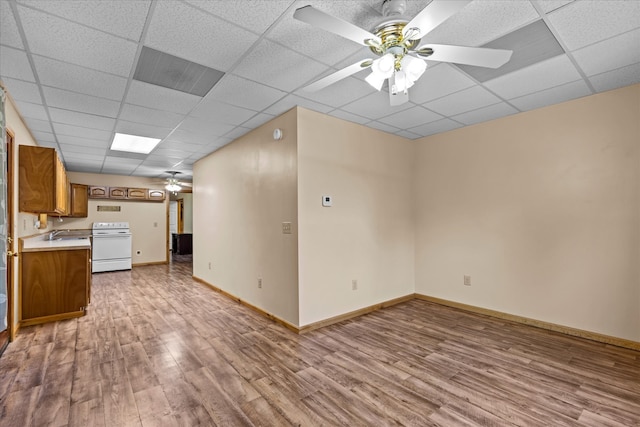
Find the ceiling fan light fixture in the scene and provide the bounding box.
[373,53,395,76]
[365,71,386,91]
[165,182,181,192]
[401,55,427,81]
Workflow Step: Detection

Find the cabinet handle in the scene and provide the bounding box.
[6,251,18,257]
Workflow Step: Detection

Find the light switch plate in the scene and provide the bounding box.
[322,195,332,207]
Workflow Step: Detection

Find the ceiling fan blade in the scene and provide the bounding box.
[403,0,472,40]
[293,5,380,46]
[417,44,513,68]
[303,59,373,92]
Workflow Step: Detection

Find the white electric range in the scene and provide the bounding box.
[92,222,132,273]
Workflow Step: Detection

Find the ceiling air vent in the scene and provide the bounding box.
[133,46,224,97]
[457,20,565,83]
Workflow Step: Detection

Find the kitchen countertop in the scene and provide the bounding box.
[21,235,91,252]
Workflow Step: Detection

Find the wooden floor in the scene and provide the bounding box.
[1,260,639,426]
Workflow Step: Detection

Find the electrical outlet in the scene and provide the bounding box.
[464,275,471,286]
[258,278,262,289]
[282,222,292,234]
[208,262,212,270]
[352,279,358,290]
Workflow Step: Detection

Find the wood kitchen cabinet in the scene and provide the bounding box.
[88,186,109,198]
[147,189,166,201]
[20,248,91,326]
[19,145,69,214]
[109,187,127,199]
[65,183,89,217]
[127,188,147,199]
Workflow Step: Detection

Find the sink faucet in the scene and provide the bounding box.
[48,230,62,240]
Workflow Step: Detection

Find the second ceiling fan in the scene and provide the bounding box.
[294,0,513,105]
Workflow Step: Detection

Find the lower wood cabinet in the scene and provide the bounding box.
[21,248,91,326]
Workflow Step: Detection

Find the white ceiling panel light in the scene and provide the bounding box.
[110,133,161,154]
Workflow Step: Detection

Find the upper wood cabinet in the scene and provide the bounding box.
[67,183,88,218]
[127,188,147,199]
[109,187,127,199]
[19,146,69,214]
[88,186,165,202]
[147,189,165,201]
[88,186,108,198]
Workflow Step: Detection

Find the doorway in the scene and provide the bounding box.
[1,123,15,355]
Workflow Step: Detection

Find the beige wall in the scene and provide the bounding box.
[55,172,169,265]
[176,193,193,233]
[193,109,299,326]
[414,84,640,341]
[297,108,415,326]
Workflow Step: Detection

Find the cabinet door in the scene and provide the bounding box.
[69,183,88,217]
[109,187,126,199]
[127,188,147,199]
[19,146,56,213]
[147,189,166,201]
[88,186,109,198]
[21,249,89,320]
[55,157,68,214]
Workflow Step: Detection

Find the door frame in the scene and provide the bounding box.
[1,129,15,350]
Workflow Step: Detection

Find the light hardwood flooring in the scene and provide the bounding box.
[1,260,639,426]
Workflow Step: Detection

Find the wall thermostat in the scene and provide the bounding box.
[322,195,332,207]
[273,128,283,140]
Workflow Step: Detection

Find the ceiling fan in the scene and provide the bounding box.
[294,0,513,105]
[159,171,192,193]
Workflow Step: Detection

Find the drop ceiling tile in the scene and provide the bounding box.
[101,166,137,175]
[177,117,235,138]
[14,100,47,120]
[572,29,640,77]
[53,123,112,141]
[126,81,202,115]
[145,0,259,72]
[57,134,110,148]
[536,1,575,13]
[422,0,539,47]
[66,161,104,173]
[42,87,120,118]
[18,0,151,40]
[423,85,501,116]
[24,117,52,133]
[30,130,56,142]
[409,118,464,137]
[207,75,286,111]
[189,99,256,125]
[241,113,275,128]
[63,152,106,163]
[115,120,173,140]
[49,107,115,131]
[328,109,371,125]
[452,102,519,125]
[120,104,185,129]
[34,56,127,101]
[341,91,413,120]
[296,76,374,108]
[232,40,328,92]
[184,0,292,34]
[484,55,582,99]
[1,0,23,48]
[589,62,640,93]
[224,127,252,140]
[263,95,333,116]
[164,131,212,148]
[378,105,442,129]
[267,3,367,65]
[2,77,41,104]
[509,79,591,111]
[409,64,476,104]
[396,129,422,139]
[547,0,640,51]
[59,143,107,156]
[366,121,400,134]
[18,5,138,76]
[0,46,35,81]
[103,156,143,166]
